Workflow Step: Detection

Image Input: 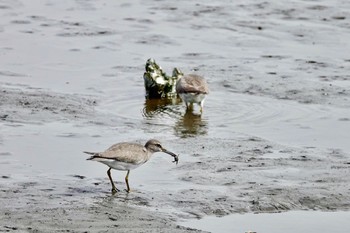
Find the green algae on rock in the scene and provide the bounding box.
[143,58,183,98]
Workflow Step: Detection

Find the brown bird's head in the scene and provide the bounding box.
[144,139,179,164]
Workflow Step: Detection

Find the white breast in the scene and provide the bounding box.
[94,158,145,171]
[179,93,206,104]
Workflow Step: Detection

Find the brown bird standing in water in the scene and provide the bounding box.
[176,74,209,113]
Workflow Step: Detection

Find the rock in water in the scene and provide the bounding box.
[143,58,183,98]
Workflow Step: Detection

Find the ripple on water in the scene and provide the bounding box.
[99,93,211,138]
[142,98,210,137]
[206,90,350,150]
[99,84,343,144]
[142,98,182,119]
[209,91,331,128]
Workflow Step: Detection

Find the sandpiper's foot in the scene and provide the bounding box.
[111,187,119,194]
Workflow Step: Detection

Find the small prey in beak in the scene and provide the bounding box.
[163,149,179,165]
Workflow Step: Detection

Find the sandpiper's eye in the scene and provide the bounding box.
[156,143,162,148]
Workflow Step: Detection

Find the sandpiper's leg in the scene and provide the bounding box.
[200,100,204,113]
[186,102,194,111]
[185,101,189,109]
[107,168,118,193]
[125,170,131,192]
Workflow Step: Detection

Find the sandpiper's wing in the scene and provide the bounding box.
[176,74,209,94]
[85,142,147,164]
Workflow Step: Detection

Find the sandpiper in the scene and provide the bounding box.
[176,74,209,113]
[85,139,179,193]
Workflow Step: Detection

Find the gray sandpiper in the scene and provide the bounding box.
[176,74,209,113]
[85,139,179,193]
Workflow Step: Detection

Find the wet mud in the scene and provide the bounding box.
[1,83,349,232]
[1,0,350,232]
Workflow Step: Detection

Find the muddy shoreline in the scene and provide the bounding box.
[1,84,350,232]
[1,0,350,232]
[0,176,199,233]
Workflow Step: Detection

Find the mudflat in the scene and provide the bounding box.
[1,0,350,232]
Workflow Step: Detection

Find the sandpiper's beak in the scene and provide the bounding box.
[162,149,179,165]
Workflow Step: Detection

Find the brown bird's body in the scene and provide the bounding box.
[176,74,209,113]
[85,139,178,193]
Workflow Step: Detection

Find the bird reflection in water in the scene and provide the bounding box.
[142,98,208,137]
[174,108,208,138]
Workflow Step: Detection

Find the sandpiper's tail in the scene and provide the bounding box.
[84,151,100,160]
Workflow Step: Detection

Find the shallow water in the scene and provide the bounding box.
[182,211,350,233]
[1,0,350,232]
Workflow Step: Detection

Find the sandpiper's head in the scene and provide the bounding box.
[145,139,179,164]
[145,139,163,153]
